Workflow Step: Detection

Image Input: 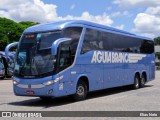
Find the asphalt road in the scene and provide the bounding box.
[0,71,160,120]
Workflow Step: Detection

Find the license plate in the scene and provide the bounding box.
[26,90,35,95]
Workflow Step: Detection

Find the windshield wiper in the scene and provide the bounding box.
[19,62,26,75]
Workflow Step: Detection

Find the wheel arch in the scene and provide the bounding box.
[141,71,147,82]
[135,71,140,79]
[76,74,89,92]
[133,71,141,89]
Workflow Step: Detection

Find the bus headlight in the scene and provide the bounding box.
[13,80,19,85]
[13,77,20,85]
[43,80,54,86]
[42,76,63,86]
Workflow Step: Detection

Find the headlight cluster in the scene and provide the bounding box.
[43,80,54,86]
[13,77,20,85]
[13,80,19,85]
[13,76,63,87]
[42,76,63,86]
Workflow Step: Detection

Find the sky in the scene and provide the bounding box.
[0,0,160,38]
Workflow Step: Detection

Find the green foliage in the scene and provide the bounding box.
[0,17,39,51]
[156,52,160,59]
[154,37,160,45]
[19,21,39,27]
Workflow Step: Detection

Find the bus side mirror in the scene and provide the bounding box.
[51,38,71,55]
[5,42,18,61]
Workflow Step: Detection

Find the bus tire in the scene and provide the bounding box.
[140,74,146,88]
[133,74,140,89]
[73,80,87,101]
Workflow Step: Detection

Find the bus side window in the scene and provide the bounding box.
[102,32,112,51]
[140,40,154,54]
[58,41,72,71]
[70,40,78,62]
[81,29,101,53]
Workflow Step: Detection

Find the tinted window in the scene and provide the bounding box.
[81,28,154,54]
[39,32,62,50]
[140,40,154,54]
[63,27,83,62]
[102,32,112,50]
[63,27,82,40]
[57,27,83,72]
[81,29,103,53]
[108,34,141,53]
[58,41,71,70]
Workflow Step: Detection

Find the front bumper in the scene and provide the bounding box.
[13,83,59,97]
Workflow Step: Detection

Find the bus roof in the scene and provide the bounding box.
[24,20,152,41]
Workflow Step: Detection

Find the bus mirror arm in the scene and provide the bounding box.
[5,42,18,61]
[51,38,72,55]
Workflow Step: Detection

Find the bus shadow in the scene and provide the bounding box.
[8,85,153,108]
[87,84,153,99]
[8,96,75,109]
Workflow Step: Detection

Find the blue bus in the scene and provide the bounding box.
[0,51,16,78]
[6,20,155,101]
[0,60,5,79]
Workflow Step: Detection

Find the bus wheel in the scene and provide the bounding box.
[140,74,146,88]
[73,80,87,101]
[133,74,140,89]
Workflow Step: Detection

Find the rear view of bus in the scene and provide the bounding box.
[8,20,155,101]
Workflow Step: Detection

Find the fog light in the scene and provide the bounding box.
[47,89,53,94]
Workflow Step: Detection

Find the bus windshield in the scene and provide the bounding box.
[14,31,62,78]
[14,27,82,78]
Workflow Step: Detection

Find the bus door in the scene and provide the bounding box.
[56,41,73,95]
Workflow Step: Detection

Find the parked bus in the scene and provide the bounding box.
[0,59,5,79]
[0,51,15,79]
[6,20,155,101]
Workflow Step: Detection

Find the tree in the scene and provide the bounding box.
[0,17,39,50]
[156,52,160,59]
[19,21,39,27]
[154,37,160,45]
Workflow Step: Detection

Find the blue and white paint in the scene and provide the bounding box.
[91,51,146,64]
